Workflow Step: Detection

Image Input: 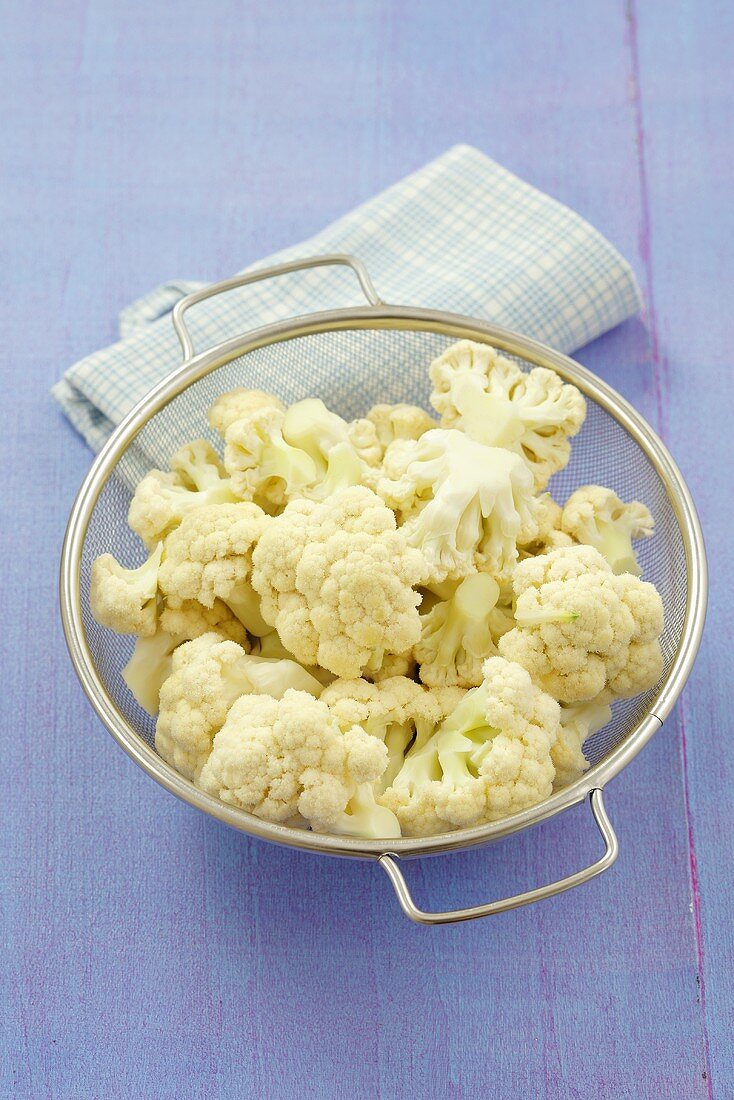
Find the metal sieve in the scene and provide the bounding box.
[59,254,707,924]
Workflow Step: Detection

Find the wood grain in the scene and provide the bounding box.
[2,0,730,1096]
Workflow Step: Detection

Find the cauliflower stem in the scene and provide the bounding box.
[381,657,561,835]
[416,572,501,687]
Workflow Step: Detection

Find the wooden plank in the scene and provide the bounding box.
[629,0,734,1093]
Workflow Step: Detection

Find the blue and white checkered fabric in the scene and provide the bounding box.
[52,145,642,452]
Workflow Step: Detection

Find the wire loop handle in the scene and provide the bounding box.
[172,253,383,360]
[378,789,618,925]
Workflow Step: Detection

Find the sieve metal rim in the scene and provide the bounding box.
[59,261,707,878]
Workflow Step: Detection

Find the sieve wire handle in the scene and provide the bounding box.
[172,253,383,360]
[378,789,618,926]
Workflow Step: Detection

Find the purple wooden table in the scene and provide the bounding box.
[3,1,731,1096]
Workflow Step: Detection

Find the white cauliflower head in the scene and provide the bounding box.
[197,689,389,831]
[124,599,248,716]
[155,633,323,780]
[498,545,664,704]
[366,402,437,455]
[208,388,285,436]
[561,484,654,575]
[222,397,374,508]
[156,633,255,780]
[346,417,383,468]
[158,501,270,635]
[224,404,319,508]
[90,541,163,637]
[518,493,575,558]
[415,572,501,688]
[251,486,424,678]
[321,675,463,794]
[128,440,239,547]
[281,398,379,500]
[429,340,586,490]
[380,656,561,835]
[157,598,247,645]
[377,428,538,584]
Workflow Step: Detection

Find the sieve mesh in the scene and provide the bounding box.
[79,326,687,790]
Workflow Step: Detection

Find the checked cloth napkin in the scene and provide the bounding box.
[52,144,641,452]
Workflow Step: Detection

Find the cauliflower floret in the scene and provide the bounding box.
[208,388,285,436]
[222,397,377,509]
[155,633,323,780]
[381,656,561,835]
[377,428,538,584]
[197,689,391,833]
[498,545,664,704]
[90,542,163,637]
[518,493,575,558]
[169,440,231,493]
[158,501,270,635]
[284,396,383,467]
[158,598,246,643]
[415,572,501,688]
[282,398,374,501]
[224,405,319,508]
[251,486,424,678]
[561,484,654,575]
[156,633,255,780]
[128,440,239,547]
[429,340,586,489]
[321,676,463,794]
[124,599,248,715]
[346,417,383,468]
[366,403,437,455]
[607,637,665,698]
[552,698,612,789]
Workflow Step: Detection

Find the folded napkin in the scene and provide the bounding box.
[53,144,641,452]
